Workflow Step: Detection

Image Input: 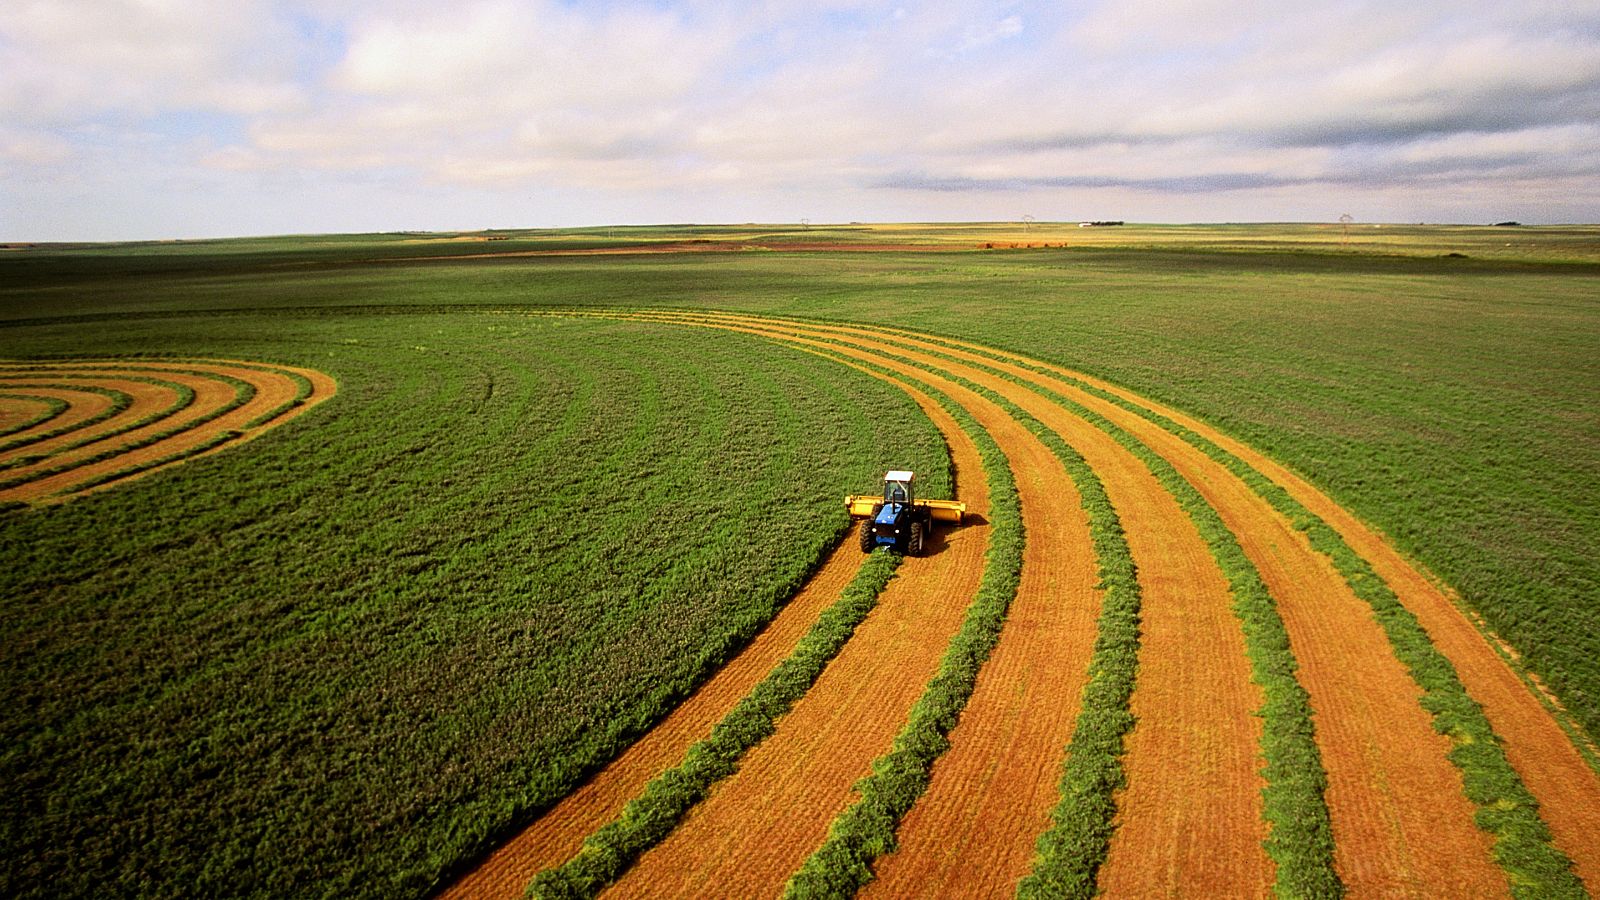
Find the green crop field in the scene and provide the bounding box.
[2,223,1596,897]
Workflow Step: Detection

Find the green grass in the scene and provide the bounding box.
[0,224,1595,895]
[528,548,902,900]
[759,318,1335,898]
[784,354,1023,899]
[0,314,949,898]
[0,394,70,438]
[0,384,132,455]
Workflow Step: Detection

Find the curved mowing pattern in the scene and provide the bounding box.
[445,309,1600,900]
[0,359,335,504]
[0,394,71,439]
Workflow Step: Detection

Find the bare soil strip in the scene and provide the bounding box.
[439,541,868,900]
[607,378,991,898]
[0,360,334,504]
[1043,366,1600,892]
[727,319,1272,897]
[0,375,194,476]
[842,329,1508,896]
[0,395,62,436]
[0,385,117,447]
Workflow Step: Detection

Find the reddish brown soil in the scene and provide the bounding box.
[0,384,120,447]
[908,336,1510,896]
[607,376,991,898]
[386,242,955,263]
[727,317,1273,896]
[1056,367,1600,893]
[0,360,334,503]
[446,312,1593,897]
[438,541,868,899]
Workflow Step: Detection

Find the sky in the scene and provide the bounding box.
[3,0,1599,240]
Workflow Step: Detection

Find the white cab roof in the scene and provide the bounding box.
[885,470,915,482]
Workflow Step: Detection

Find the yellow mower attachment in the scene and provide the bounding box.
[844,494,966,523]
[846,470,963,556]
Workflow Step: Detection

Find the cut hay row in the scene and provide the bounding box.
[650,312,1286,894]
[0,384,131,455]
[931,348,1332,895]
[0,374,198,472]
[883,326,1598,895]
[601,371,992,897]
[454,305,1600,890]
[440,542,871,899]
[0,394,70,439]
[715,312,1582,895]
[0,359,336,505]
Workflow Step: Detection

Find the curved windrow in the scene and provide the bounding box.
[0,359,336,504]
[444,310,1597,900]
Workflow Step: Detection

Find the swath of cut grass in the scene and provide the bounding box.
[773,350,1020,898]
[0,316,952,900]
[896,326,1575,897]
[526,549,901,899]
[629,310,1338,897]
[0,383,131,455]
[0,394,69,439]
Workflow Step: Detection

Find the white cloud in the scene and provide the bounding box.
[333,1,726,104]
[0,128,73,166]
[0,0,305,123]
[4,0,1600,238]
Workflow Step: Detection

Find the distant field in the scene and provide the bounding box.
[1,223,1596,897]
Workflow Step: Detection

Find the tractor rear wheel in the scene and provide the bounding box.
[859,519,875,553]
[907,521,925,556]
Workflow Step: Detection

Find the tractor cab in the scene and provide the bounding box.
[882,470,915,509]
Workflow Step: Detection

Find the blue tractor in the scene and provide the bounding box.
[845,470,965,556]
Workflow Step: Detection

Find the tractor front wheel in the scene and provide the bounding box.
[859,519,876,553]
[907,521,925,556]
